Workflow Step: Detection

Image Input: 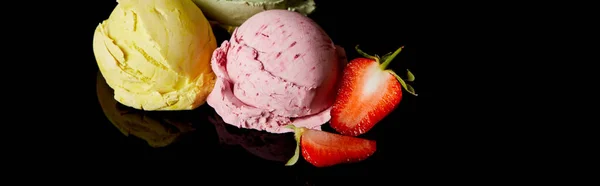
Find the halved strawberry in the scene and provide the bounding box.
[330,45,416,136]
[285,125,376,167]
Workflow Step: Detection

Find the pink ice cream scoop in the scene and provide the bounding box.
[207,10,347,133]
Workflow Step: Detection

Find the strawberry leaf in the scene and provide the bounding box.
[406,84,416,95]
[407,69,415,82]
[380,46,404,70]
[286,144,300,166]
[381,52,393,61]
[285,124,306,166]
[388,70,418,96]
[355,45,377,60]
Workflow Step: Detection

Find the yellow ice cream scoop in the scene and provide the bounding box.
[93,0,217,110]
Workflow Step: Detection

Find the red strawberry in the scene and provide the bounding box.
[330,45,417,136]
[284,125,376,167]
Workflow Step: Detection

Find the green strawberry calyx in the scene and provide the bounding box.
[355,45,417,96]
[284,124,307,166]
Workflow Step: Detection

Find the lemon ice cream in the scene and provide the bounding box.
[93,0,217,110]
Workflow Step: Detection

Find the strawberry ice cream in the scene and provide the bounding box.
[207,10,346,133]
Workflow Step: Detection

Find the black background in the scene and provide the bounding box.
[23,0,417,184]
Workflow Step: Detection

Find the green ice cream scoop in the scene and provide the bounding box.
[192,0,316,27]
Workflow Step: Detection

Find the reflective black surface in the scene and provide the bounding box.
[56,0,417,184]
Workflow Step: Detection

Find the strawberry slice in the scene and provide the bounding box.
[330,45,416,136]
[285,125,376,167]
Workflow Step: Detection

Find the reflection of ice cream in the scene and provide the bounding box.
[208,113,295,162]
[96,73,195,148]
[192,0,316,27]
[207,10,347,133]
[93,0,216,111]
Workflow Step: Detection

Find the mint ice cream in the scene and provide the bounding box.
[192,0,316,27]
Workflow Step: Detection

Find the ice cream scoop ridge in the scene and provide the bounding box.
[93,0,217,110]
[207,10,347,133]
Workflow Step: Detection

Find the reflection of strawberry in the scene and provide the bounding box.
[285,125,376,167]
[330,45,417,136]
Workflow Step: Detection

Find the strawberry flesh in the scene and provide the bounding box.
[331,58,403,136]
[301,129,376,167]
